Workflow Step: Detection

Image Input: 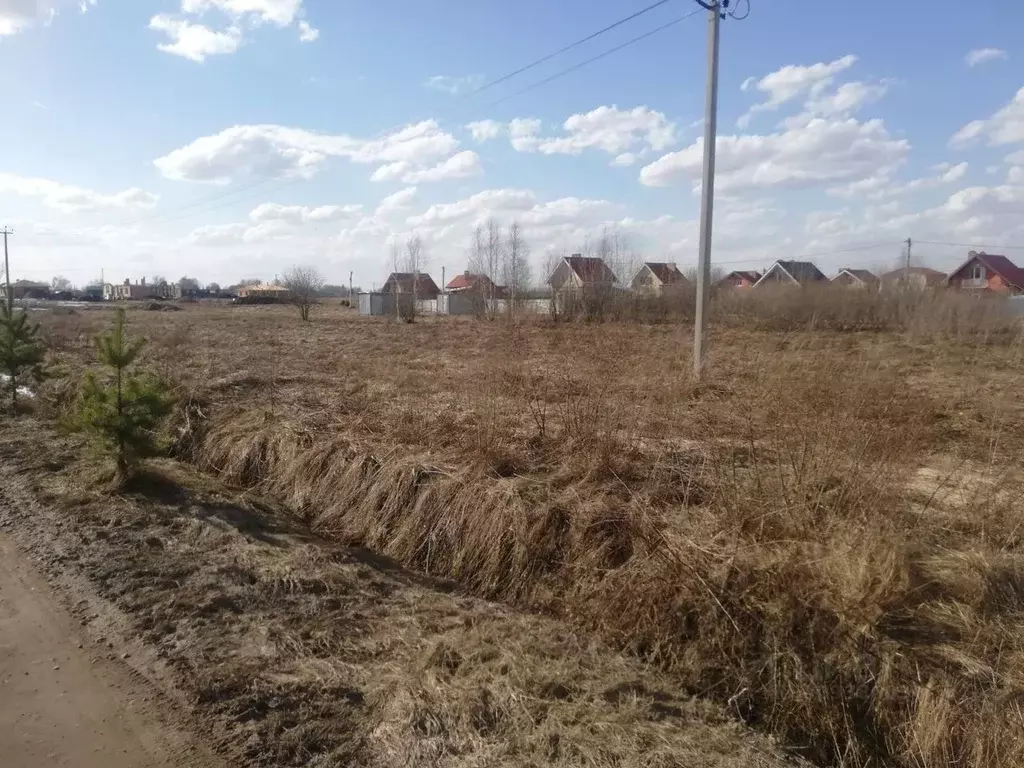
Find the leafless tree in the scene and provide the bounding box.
[503,221,532,318]
[51,275,73,293]
[400,234,426,322]
[283,265,324,321]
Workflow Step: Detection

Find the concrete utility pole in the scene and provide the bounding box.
[2,227,12,311]
[692,1,722,379]
[904,237,912,285]
[349,270,353,304]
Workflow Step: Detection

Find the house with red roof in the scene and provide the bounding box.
[717,270,761,290]
[445,272,507,299]
[630,262,690,297]
[945,251,1024,295]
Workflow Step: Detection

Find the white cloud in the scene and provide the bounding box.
[149,15,243,62]
[0,173,158,213]
[375,187,417,214]
[827,161,968,200]
[611,152,637,167]
[424,74,485,95]
[949,88,1024,147]
[508,106,676,157]
[640,117,909,193]
[805,80,889,117]
[0,0,94,36]
[249,202,361,224]
[297,19,317,42]
[180,0,303,26]
[466,119,503,142]
[965,48,1007,67]
[508,118,542,152]
[400,150,482,183]
[369,161,410,183]
[737,55,858,127]
[154,120,461,183]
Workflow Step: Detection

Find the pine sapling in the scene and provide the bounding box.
[73,309,173,482]
[0,304,46,410]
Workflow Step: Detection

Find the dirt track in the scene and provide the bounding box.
[0,536,222,768]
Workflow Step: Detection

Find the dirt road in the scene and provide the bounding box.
[0,536,223,768]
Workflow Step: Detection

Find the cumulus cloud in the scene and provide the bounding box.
[154,120,462,183]
[466,119,503,142]
[640,117,909,192]
[0,173,158,213]
[375,187,417,214]
[399,150,482,183]
[149,15,243,62]
[424,74,485,95]
[965,48,1007,67]
[949,87,1024,147]
[505,106,675,157]
[152,0,316,59]
[737,55,858,127]
[827,161,968,200]
[0,0,95,36]
[248,202,362,224]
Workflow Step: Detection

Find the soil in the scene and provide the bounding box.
[0,416,801,767]
[0,537,223,768]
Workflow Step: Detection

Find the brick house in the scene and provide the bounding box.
[717,270,761,290]
[445,272,507,299]
[944,251,1024,295]
[879,267,946,290]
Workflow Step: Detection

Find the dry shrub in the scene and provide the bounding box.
[179,342,1024,767]
[714,285,1021,339]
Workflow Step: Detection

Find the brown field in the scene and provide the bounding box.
[29,299,1024,767]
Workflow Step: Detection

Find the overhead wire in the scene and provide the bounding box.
[482,8,704,109]
[109,1,699,231]
[462,0,680,98]
[914,239,1024,251]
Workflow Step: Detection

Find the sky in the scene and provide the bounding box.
[1,0,1022,289]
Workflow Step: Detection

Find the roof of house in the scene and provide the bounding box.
[880,267,946,284]
[721,270,762,283]
[384,272,441,294]
[12,279,49,289]
[239,283,290,292]
[446,272,498,291]
[835,268,879,284]
[641,262,688,285]
[949,251,1024,290]
[563,255,618,284]
[756,260,828,286]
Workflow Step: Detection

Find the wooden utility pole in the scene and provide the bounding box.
[2,228,12,311]
[349,271,353,305]
[904,237,912,285]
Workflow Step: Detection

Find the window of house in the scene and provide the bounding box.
[972,264,984,280]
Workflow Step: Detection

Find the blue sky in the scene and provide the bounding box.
[1,0,1022,288]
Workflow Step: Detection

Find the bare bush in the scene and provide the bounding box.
[283,266,325,322]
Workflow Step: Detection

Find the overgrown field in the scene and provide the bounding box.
[36,302,1024,767]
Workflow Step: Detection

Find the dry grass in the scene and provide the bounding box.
[32,300,1024,767]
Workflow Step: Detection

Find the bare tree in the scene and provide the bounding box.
[400,235,426,322]
[51,275,73,293]
[503,221,532,317]
[283,266,324,321]
[483,219,503,318]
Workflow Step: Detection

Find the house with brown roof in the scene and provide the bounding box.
[382,272,441,300]
[717,270,761,290]
[753,260,828,288]
[944,251,1024,295]
[630,262,690,297]
[832,268,880,289]
[547,254,619,316]
[445,272,507,300]
[879,267,946,290]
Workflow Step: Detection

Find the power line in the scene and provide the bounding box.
[483,9,704,109]
[464,0,679,98]
[109,4,699,233]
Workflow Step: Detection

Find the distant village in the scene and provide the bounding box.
[3,250,1020,311]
